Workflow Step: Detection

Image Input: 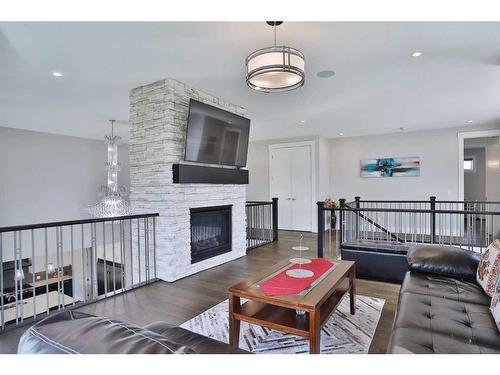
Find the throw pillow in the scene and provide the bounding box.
[476,239,500,297]
[491,280,500,333]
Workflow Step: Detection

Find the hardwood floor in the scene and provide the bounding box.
[0,230,400,354]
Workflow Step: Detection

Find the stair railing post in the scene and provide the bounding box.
[339,198,346,246]
[354,196,360,240]
[430,196,436,243]
[272,197,279,242]
[317,202,325,258]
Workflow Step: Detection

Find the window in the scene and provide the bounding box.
[464,158,475,171]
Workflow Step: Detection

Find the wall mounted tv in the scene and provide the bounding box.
[184,99,250,168]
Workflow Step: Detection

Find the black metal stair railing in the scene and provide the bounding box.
[317,196,500,258]
[0,213,159,333]
[245,198,278,250]
[344,199,404,243]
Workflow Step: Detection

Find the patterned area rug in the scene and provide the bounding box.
[180,295,385,354]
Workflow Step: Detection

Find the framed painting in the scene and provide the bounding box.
[360,157,420,178]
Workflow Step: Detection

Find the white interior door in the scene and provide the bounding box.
[270,147,293,230]
[269,144,313,232]
[290,145,313,231]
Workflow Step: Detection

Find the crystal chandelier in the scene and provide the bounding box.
[246,21,305,93]
[86,120,130,218]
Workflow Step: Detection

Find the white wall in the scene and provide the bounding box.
[329,126,500,202]
[0,126,130,226]
[464,147,486,201]
[318,136,331,201]
[330,128,460,202]
[485,136,500,201]
[246,140,270,200]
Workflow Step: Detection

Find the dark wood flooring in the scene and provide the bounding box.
[0,230,400,354]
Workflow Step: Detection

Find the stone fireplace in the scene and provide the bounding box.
[129,79,247,282]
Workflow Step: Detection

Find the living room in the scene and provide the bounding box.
[1,1,500,373]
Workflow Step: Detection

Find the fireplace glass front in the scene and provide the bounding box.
[190,205,232,264]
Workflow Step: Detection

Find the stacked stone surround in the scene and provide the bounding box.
[129,78,247,282]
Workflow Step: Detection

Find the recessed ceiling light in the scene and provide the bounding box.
[300,120,306,124]
[467,120,473,124]
[52,71,63,77]
[317,70,336,78]
[339,132,344,136]
[411,51,422,57]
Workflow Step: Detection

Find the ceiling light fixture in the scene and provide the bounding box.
[467,120,473,124]
[52,71,63,77]
[411,51,422,57]
[300,120,306,124]
[246,21,305,93]
[86,120,130,218]
[339,132,344,136]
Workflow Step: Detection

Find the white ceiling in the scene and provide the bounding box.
[1,22,500,142]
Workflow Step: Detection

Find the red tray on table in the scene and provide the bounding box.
[259,258,335,296]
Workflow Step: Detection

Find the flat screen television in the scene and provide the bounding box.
[184,99,250,167]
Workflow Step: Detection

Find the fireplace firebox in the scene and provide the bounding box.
[190,205,232,264]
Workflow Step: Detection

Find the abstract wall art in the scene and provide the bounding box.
[360,157,420,178]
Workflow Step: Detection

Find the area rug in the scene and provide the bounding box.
[180,295,385,354]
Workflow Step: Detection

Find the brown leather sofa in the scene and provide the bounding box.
[17,310,249,354]
[388,244,500,354]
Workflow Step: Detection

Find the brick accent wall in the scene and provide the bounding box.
[129,79,247,282]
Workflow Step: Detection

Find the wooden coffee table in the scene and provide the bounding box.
[228,259,356,354]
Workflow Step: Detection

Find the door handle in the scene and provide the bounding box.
[291,198,296,201]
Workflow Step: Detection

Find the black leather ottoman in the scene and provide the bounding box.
[341,240,410,283]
